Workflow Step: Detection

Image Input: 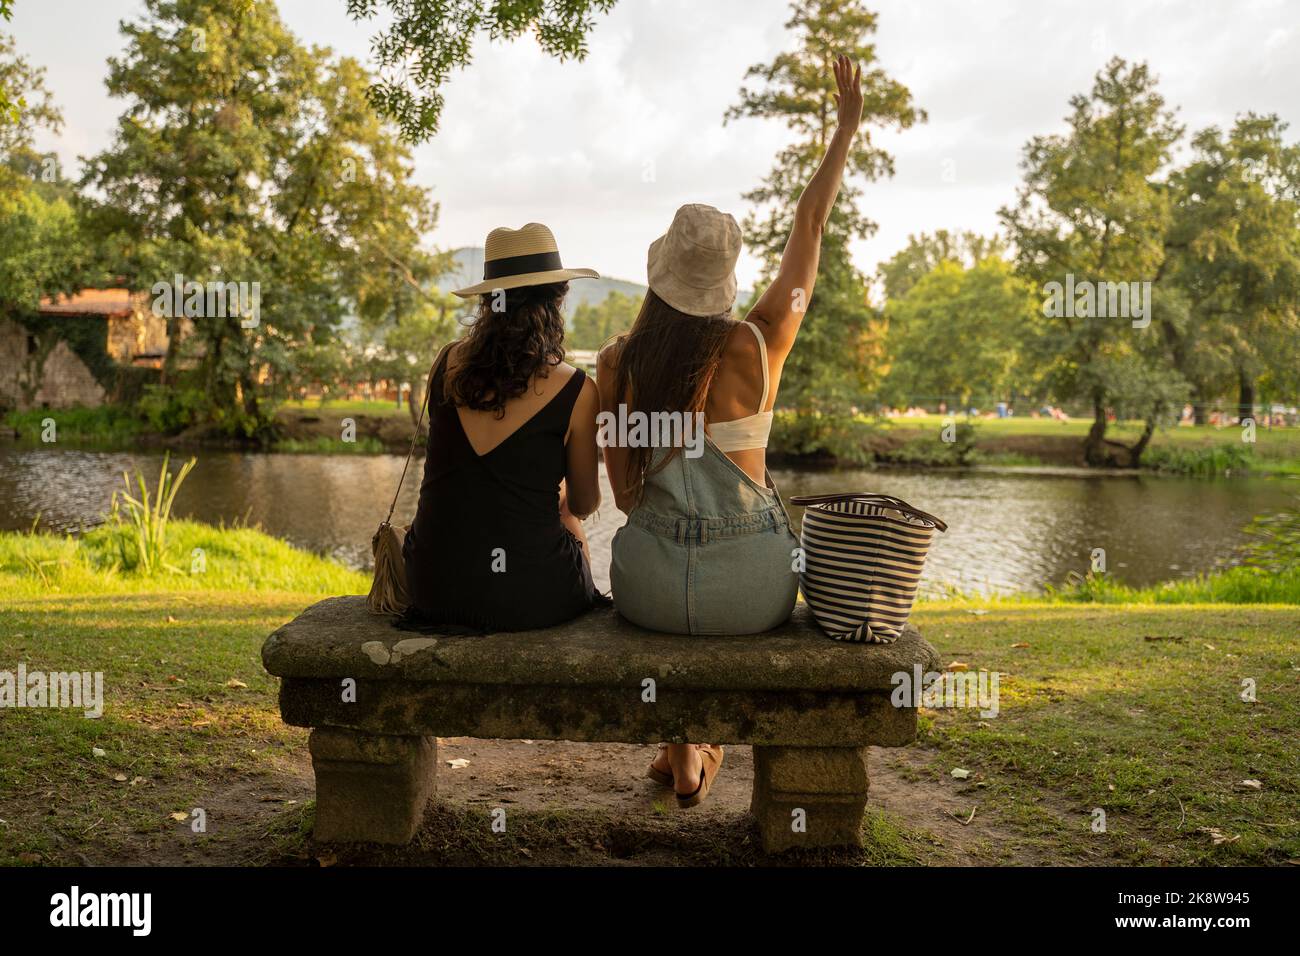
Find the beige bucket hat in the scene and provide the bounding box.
[646,204,742,317]
[453,222,599,297]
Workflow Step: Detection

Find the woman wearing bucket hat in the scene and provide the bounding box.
[597,55,864,806]
[398,223,608,632]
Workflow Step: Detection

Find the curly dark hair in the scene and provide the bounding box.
[444,281,569,418]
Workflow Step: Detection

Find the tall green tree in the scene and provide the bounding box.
[880,254,1037,409]
[0,29,93,312]
[81,0,444,435]
[1000,58,1185,466]
[569,290,640,350]
[877,230,1007,302]
[1164,114,1300,422]
[727,0,923,416]
[0,0,19,127]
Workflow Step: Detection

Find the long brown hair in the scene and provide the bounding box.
[446,281,569,418]
[611,290,735,496]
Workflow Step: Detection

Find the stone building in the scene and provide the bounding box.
[0,288,170,412]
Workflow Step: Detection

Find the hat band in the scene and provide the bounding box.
[482,250,563,281]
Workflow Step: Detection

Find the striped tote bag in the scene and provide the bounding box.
[789,493,947,644]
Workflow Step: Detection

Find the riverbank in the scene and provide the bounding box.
[769,412,1300,476]
[0,402,412,456]
[6,403,1300,476]
[1,524,1295,866]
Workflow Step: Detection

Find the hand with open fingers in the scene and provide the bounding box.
[832,53,863,132]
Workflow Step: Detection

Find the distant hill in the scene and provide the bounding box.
[440,247,647,315]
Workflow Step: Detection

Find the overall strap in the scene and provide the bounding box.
[383,341,453,527]
[743,321,771,411]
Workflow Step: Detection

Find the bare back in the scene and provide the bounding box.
[705,321,785,483]
[446,345,580,453]
[444,341,602,516]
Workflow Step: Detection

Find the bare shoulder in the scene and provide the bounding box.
[568,368,599,430]
[597,337,624,375]
[723,320,762,362]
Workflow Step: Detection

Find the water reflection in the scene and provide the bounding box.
[1,447,1294,596]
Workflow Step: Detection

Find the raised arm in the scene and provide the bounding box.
[747,54,862,358]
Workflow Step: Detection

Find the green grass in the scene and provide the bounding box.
[1039,566,1300,604]
[3,405,146,445]
[1,522,1296,866]
[0,588,327,866]
[0,522,366,866]
[3,399,407,450]
[908,602,1300,865]
[0,520,369,598]
[270,436,387,454]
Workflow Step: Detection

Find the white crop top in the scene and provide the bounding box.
[708,321,774,453]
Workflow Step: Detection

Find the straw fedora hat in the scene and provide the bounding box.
[453,222,598,297]
[646,204,742,317]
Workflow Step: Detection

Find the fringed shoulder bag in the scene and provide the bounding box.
[366,343,451,615]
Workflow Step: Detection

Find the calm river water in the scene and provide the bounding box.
[1,447,1295,596]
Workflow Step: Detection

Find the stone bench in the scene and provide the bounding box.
[261,595,939,853]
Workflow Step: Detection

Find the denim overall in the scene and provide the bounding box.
[610,437,800,635]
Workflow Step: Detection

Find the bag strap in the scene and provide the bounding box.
[382,342,453,528]
[787,492,948,532]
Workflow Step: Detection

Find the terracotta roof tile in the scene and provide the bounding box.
[38,288,136,317]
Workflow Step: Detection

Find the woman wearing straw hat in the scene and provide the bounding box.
[597,55,864,806]
[399,223,608,633]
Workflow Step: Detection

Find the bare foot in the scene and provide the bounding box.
[650,746,672,778]
[668,744,704,797]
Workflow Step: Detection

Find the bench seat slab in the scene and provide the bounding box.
[282,679,917,748]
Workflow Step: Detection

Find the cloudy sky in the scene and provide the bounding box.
[11,0,1300,289]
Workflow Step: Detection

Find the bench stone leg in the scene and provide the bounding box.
[750,745,869,853]
[308,728,436,844]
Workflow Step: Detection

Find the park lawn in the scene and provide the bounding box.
[0,523,368,865]
[2,584,1295,863]
[0,589,323,866]
[0,580,929,867]
[1,525,1296,865]
[907,602,1300,866]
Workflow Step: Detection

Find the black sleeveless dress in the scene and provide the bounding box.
[399,352,604,633]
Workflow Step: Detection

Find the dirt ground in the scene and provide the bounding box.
[115,736,1064,867]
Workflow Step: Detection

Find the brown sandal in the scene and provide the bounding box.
[646,744,674,787]
[675,745,724,809]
